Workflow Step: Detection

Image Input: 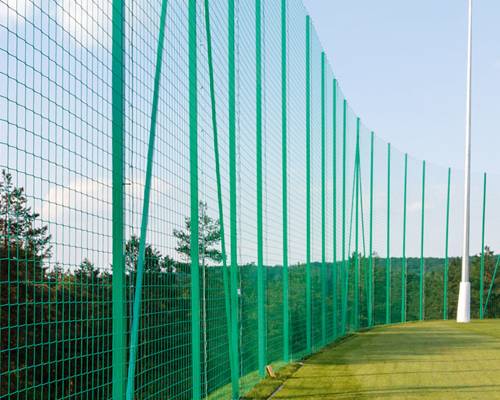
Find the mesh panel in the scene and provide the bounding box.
[1,0,497,399]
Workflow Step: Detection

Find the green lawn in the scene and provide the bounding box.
[251,320,500,399]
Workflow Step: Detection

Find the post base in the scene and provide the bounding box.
[457,281,470,323]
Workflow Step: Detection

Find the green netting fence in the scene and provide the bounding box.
[1,0,499,399]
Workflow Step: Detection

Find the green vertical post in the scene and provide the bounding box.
[401,154,408,323]
[354,117,360,330]
[305,15,312,354]
[368,131,374,327]
[443,168,451,320]
[126,0,169,396]
[386,143,391,324]
[341,99,347,334]
[480,172,487,319]
[419,160,426,321]
[281,0,289,362]
[332,79,337,338]
[321,52,327,345]
[255,0,266,378]
[204,0,236,391]
[228,0,240,396]
[111,0,126,397]
[189,0,201,398]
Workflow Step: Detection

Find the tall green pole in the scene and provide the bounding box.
[126,0,169,396]
[281,0,289,362]
[354,118,360,330]
[341,99,347,334]
[480,172,487,319]
[386,143,391,324]
[321,52,327,345]
[203,0,235,390]
[189,0,201,397]
[302,17,312,352]
[228,0,240,396]
[419,160,426,321]
[111,0,126,397]
[332,79,338,338]
[443,168,451,320]
[255,0,266,377]
[368,131,374,327]
[401,154,408,323]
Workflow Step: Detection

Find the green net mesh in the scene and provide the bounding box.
[1,0,499,398]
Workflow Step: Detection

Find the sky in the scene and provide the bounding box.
[1,0,499,267]
[302,0,500,175]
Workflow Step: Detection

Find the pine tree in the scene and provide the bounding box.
[124,235,164,273]
[76,258,99,282]
[0,169,51,280]
[173,201,222,267]
[1,169,53,396]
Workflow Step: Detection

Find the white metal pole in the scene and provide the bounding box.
[457,0,473,323]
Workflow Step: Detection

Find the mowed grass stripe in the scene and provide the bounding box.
[272,320,500,399]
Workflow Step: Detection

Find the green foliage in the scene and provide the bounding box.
[173,201,222,265]
[0,169,52,280]
[124,235,175,273]
[75,258,100,281]
[1,172,500,398]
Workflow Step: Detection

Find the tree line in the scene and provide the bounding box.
[1,169,499,398]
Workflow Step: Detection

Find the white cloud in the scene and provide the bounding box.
[59,0,111,48]
[0,0,29,23]
[41,175,175,223]
[41,178,111,222]
[39,175,181,267]
[408,201,421,212]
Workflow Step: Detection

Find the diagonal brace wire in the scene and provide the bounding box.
[126,0,169,398]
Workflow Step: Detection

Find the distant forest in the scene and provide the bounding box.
[1,169,499,399]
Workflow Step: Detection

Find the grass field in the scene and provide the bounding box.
[246,320,500,399]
